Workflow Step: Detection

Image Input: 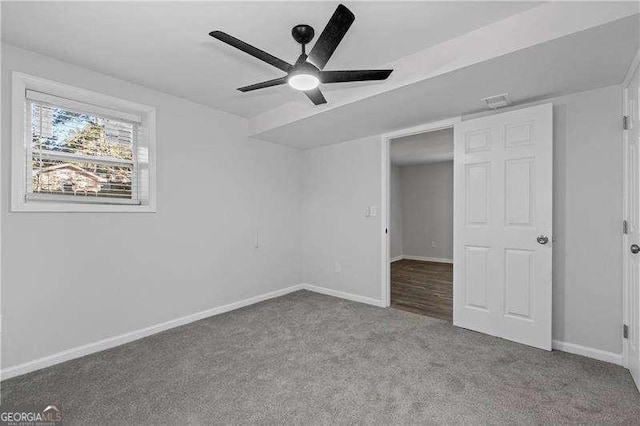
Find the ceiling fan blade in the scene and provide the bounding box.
[209,31,292,73]
[307,4,355,70]
[320,69,393,83]
[304,88,327,105]
[238,77,288,92]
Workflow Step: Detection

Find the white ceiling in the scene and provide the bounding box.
[1,1,541,118]
[255,14,639,148]
[391,128,453,166]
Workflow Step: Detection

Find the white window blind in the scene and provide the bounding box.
[27,92,142,205]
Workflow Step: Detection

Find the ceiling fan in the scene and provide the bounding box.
[209,4,393,105]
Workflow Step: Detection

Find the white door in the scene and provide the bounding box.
[453,103,553,350]
[624,64,640,388]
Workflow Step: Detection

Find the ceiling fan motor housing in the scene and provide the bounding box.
[290,61,320,76]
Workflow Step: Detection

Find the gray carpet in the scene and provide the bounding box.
[2,290,639,424]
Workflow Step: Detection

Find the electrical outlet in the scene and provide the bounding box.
[335,262,341,273]
[369,206,377,217]
[431,240,436,248]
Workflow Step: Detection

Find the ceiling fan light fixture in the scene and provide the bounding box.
[288,73,320,91]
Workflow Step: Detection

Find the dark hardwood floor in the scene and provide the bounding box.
[391,259,453,321]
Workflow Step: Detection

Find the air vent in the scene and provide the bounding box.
[481,93,511,110]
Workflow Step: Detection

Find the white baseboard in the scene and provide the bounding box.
[631,368,640,393]
[390,256,403,263]
[552,340,623,366]
[1,284,304,380]
[302,283,384,307]
[399,255,453,264]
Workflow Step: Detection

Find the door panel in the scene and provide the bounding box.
[465,163,490,225]
[465,129,491,153]
[454,103,553,350]
[505,158,534,226]
[504,248,534,320]
[464,246,489,310]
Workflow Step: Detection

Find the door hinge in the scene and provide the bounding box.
[623,324,629,339]
[623,116,630,131]
[623,219,629,234]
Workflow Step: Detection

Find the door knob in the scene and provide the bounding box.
[537,235,549,245]
[631,244,640,254]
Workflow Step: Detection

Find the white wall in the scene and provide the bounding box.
[302,136,382,301]
[389,164,403,260]
[302,85,624,355]
[551,86,623,354]
[399,161,453,261]
[1,44,303,369]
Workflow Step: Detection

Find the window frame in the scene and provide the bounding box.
[11,72,157,212]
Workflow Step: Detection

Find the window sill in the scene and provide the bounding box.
[11,200,156,213]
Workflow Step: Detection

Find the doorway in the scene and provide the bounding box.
[388,128,454,321]
[382,104,554,351]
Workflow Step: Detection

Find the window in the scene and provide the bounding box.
[12,72,156,212]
